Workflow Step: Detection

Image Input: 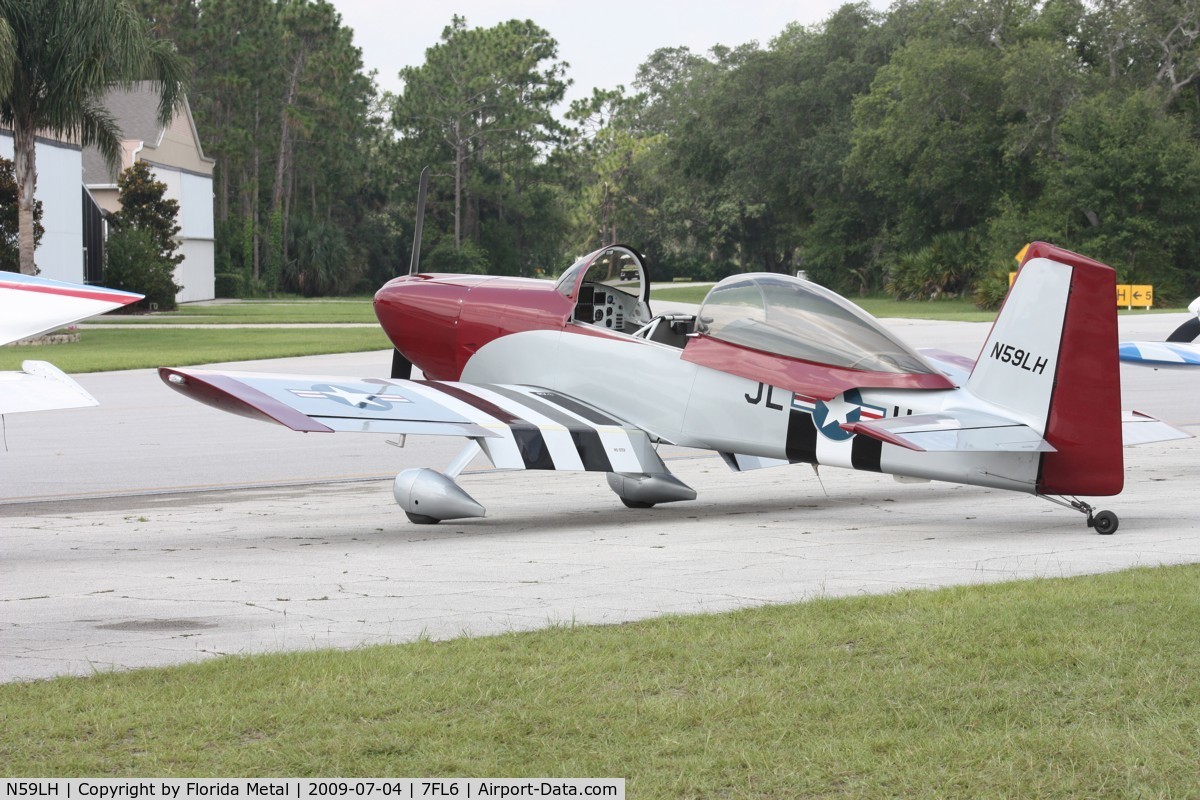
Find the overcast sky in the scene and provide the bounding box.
[328,1,883,107]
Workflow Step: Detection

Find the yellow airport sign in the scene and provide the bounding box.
[1116,284,1153,308]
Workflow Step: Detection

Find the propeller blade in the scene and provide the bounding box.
[391,348,413,380]
[409,165,429,276]
[390,166,431,379]
[1166,316,1199,343]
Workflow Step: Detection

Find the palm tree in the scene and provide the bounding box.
[0,0,189,275]
[0,18,14,97]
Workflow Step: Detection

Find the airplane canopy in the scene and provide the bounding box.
[555,245,648,303]
[555,245,651,334]
[696,273,940,375]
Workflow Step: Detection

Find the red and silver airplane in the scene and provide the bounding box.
[1,273,141,415]
[160,241,1187,534]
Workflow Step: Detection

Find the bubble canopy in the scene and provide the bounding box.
[697,273,939,375]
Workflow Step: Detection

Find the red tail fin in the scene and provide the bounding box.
[1027,243,1124,496]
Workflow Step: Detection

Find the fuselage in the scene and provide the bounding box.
[374,273,1044,495]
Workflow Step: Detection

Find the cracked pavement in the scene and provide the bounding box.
[2,316,1198,682]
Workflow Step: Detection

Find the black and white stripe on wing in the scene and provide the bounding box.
[527,389,624,426]
[524,387,663,473]
[402,381,660,474]
[479,384,613,472]
[398,381,526,468]
[425,381,555,470]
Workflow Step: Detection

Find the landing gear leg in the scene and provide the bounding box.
[1041,495,1119,534]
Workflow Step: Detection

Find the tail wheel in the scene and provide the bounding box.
[1092,510,1119,535]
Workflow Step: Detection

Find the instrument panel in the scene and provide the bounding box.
[576,284,631,331]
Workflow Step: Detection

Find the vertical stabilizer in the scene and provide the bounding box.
[967,243,1123,496]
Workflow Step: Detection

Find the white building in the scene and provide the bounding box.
[83,84,216,303]
[0,132,88,285]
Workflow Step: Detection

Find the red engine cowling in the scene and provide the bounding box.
[374,274,574,380]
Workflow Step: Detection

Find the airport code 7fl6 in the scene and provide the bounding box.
[2,781,624,800]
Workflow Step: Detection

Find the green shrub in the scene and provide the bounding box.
[104,228,182,311]
[889,231,981,300]
[214,272,244,298]
[285,215,358,296]
[110,162,183,269]
[423,239,490,274]
[973,268,1013,311]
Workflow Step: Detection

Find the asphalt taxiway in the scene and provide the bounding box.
[2,314,1198,682]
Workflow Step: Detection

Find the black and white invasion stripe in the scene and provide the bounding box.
[402,381,659,473]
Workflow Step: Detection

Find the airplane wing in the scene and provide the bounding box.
[841,410,1056,453]
[159,368,669,474]
[1118,341,1200,368]
[0,273,142,346]
[0,361,98,415]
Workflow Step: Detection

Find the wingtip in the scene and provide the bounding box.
[159,366,334,433]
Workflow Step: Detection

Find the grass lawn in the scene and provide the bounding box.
[8,293,1187,373]
[0,327,391,372]
[82,292,1188,328]
[1,564,1197,796]
[651,284,1191,322]
[651,284,997,321]
[87,298,378,325]
[649,283,716,305]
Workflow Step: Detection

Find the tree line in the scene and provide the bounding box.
[571,0,1200,305]
[9,0,1200,306]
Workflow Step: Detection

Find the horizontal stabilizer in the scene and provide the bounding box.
[1122,411,1192,446]
[842,411,1056,453]
[0,360,97,415]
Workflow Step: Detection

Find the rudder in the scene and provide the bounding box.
[967,242,1123,496]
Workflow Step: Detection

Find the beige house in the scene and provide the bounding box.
[83,83,216,302]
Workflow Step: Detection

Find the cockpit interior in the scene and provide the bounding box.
[556,245,697,348]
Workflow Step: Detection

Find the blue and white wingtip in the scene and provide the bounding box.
[1119,340,1200,368]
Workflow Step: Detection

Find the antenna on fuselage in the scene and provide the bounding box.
[391,166,430,380]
